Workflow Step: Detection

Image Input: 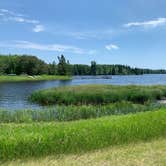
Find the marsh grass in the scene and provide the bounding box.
[0,102,161,123]
[0,110,166,160]
[30,84,166,105]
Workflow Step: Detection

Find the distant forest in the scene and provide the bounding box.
[1,54,166,76]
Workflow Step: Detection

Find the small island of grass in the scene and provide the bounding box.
[30,84,166,105]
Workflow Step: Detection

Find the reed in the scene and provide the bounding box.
[0,102,158,123]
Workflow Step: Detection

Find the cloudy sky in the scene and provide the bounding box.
[0,0,166,68]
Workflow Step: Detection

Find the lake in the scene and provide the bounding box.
[1,74,166,110]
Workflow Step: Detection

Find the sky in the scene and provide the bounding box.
[0,0,166,68]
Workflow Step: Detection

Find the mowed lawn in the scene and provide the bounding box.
[2,138,166,166]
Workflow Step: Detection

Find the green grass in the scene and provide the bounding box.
[3,138,166,166]
[0,109,166,160]
[0,75,71,82]
[30,84,166,105]
[0,102,161,123]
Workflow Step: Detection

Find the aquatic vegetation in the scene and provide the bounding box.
[30,84,166,105]
[0,110,165,160]
[0,102,159,123]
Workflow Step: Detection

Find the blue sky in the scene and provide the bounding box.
[0,0,166,68]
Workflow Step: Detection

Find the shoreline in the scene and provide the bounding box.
[0,75,72,82]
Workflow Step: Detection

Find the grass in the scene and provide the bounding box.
[2,138,166,166]
[30,84,166,105]
[0,102,162,123]
[0,75,71,82]
[0,109,166,160]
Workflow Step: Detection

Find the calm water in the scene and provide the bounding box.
[1,74,166,110]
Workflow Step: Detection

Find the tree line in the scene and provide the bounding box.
[1,54,166,76]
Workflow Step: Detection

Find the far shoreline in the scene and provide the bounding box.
[0,75,72,82]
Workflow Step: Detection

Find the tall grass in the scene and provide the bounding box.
[0,110,166,160]
[30,84,166,105]
[0,75,71,82]
[3,138,166,166]
[0,102,161,123]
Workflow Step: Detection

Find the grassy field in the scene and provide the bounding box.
[30,84,166,105]
[1,83,166,163]
[0,75,71,82]
[0,109,165,160]
[2,138,166,166]
[0,102,162,123]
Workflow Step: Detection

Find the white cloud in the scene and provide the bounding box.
[0,8,44,32]
[124,18,166,28]
[33,25,45,32]
[0,40,97,55]
[105,44,119,50]
[0,9,11,15]
[0,9,10,13]
[8,16,39,24]
[65,29,114,40]
[68,32,99,40]
[0,9,25,18]
[0,40,91,54]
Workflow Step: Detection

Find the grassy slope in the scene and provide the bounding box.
[0,110,166,160]
[3,138,166,166]
[0,75,71,82]
[30,84,166,105]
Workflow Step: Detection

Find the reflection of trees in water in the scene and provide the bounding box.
[58,80,72,87]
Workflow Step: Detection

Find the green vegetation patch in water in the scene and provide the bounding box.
[30,84,166,105]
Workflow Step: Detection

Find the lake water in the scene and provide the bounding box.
[1,74,166,110]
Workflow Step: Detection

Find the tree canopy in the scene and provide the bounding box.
[1,54,166,76]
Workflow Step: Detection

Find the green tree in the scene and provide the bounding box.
[48,61,57,75]
[90,61,97,75]
[15,55,48,75]
[57,55,71,75]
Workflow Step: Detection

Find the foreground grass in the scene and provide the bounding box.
[30,84,166,105]
[0,75,71,82]
[0,102,159,123]
[0,110,166,160]
[3,138,166,166]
